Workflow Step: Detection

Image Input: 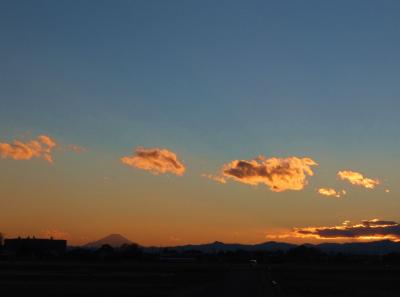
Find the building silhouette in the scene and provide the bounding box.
[4,237,67,257]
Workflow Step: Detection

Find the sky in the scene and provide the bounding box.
[1,0,400,246]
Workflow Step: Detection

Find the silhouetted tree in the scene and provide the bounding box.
[66,247,97,261]
[120,243,143,259]
[0,233,3,255]
[287,245,326,262]
[383,252,400,264]
[96,244,115,259]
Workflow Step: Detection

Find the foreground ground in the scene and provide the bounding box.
[1,261,400,296]
[271,263,400,297]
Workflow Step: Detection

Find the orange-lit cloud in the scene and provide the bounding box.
[121,147,186,176]
[205,156,317,192]
[317,188,345,198]
[0,135,57,163]
[338,170,379,189]
[292,219,400,241]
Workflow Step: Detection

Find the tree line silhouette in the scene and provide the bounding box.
[1,233,400,264]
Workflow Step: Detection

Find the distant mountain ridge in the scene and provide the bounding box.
[154,240,400,255]
[316,240,400,255]
[83,235,400,255]
[158,241,296,253]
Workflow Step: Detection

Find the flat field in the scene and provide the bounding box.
[0,261,229,297]
[2,261,400,297]
[271,263,400,297]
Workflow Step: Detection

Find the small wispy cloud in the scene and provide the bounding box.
[202,173,227,184]
[317,188,346,198]
[68,144,87,153]
[41,229,71,240]
[169,236,182,242]
[338,170,379,189]
[121,147,186,176]
[0,135,57,163]
[204,155,318,192]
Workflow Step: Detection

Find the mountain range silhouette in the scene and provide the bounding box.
[83,235,400,255]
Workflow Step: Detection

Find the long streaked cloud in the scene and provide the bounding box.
[205,156,318,192]
[338,170,379,189]
[317,188,346,198]
[121,147,186,176]
[293,219,400,241]
[0,135,57,163]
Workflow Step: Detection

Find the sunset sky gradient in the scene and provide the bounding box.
[1,1,399,245]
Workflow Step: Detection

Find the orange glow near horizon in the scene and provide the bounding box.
[0,134,396,247]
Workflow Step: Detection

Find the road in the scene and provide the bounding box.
[177,264,282,297]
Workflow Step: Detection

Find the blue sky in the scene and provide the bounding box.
[1,1,399,245]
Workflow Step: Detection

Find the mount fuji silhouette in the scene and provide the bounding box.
[84,234,133,248]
